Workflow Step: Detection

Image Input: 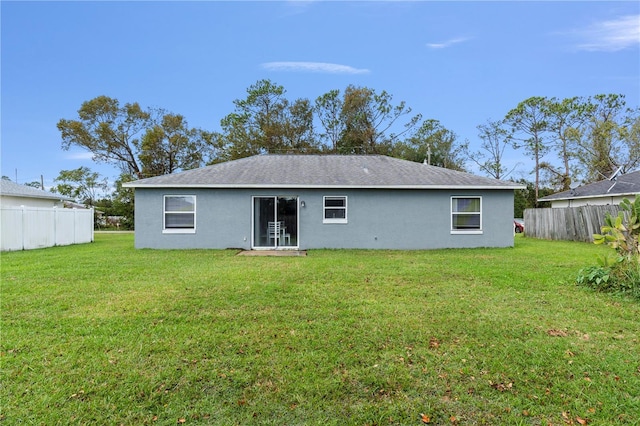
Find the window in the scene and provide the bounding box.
[164,195,196,233]
[451,196,482,234]
[323,196,347,224]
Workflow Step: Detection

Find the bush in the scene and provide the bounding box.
[577,262,640,298]
[579,195,640,300]
[576,265,612,289]
[616,262,640,299]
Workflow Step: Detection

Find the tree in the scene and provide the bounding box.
[623,111,640,173]
[214,79,320,162]
[393,119,466,170]
[505,96,550,203]
[58,96,151,178]
[337,85,421,155]
[570,95,640,182]
[58,96,210,179]
[314,89,344,152]
[52,166,109,206]
[140,113,212,177]
[111,173,135,230]
[24,181,43,189]
[215,81,423,159]
[464,119,517,179]
[278,98,320,153]
[543,96,585,190]
[513,179,553,217]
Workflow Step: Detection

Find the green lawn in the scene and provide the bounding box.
[2,234,638,425]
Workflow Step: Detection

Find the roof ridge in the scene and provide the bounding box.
[0,179,74,200]
[124,154,523,189]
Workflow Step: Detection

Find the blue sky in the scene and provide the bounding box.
[2,1,639,189]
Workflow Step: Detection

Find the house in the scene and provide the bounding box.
[538,170,640,208]
[0,179,73,207]
[123,155,524,250]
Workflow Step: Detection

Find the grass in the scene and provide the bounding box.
[1,234,639,425]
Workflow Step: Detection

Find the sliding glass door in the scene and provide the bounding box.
[252,196,298,249]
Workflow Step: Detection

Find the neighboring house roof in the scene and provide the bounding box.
[0,179,73,201]
[64,201,92,209]
[538,170,640,202]
[124,155,524,190]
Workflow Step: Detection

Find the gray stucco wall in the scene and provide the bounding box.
[133,188,515,250]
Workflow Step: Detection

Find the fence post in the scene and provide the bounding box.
[91,207,95,242]
[21,205,26,250]
[53,206,57,247]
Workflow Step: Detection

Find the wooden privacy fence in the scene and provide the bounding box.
[0,206,94,251]
[524,205,622,242]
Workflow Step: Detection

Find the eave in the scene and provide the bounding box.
[123,183,526,190]
[539,191,640,202]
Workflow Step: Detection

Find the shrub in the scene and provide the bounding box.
[593,195,640,262]
[580,195,640,299]
[576,265,612,289]
[576,261,640,297]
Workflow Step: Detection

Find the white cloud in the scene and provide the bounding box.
[283,0,316,15]
[66,152,94,160]
[572,14,640,52]
[261,61,370,74]
[426,36,470,49]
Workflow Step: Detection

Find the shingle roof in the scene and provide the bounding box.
[539,170,640,201]
[124,155,523,189]
[0,179,73,201]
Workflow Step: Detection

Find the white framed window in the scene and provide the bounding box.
[323,196,347,224]
[163,195,196,234]
[451,196,482,234]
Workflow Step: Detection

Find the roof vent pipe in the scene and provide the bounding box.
[423,145,432,165]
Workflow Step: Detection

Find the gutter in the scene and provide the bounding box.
[123,183,526,190]
[538,191,639,202]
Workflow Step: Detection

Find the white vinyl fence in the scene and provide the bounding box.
[1,206,94,251]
